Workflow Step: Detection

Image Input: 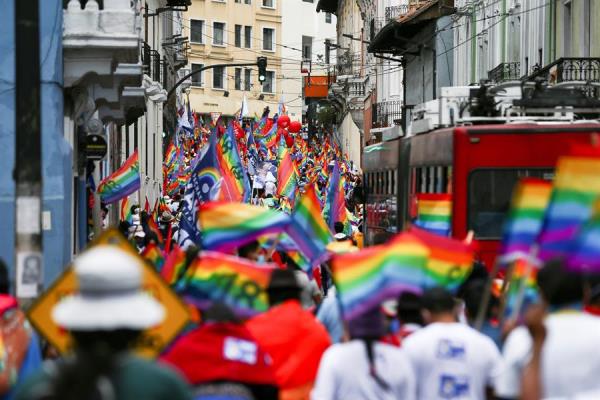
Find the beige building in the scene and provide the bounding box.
[184,0,283,120]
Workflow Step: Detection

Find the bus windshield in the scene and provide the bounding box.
[468,168,554,239]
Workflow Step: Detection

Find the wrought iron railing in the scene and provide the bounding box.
[142,42,163,83]
[372,100,403,127]
[488,62,520,83]
[385,5,410,21]
[525,57,600,96]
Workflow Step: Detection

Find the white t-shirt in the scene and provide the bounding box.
[402,322,501,400]
[311,340,416,400]
[495,312,600,399]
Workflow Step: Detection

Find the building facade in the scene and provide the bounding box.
[280,0,337,122]
[184,0,284,121]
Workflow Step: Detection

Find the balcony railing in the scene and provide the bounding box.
[488,62,520,83]
[372,100,403,128]
[347,80,366,97]
[526,57,600,96]
[142,42,163,83]
[385,5,410,21]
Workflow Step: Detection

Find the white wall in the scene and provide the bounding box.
[336,112,362,167]
[281,0,337,119]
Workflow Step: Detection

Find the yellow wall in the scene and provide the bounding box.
[184,0,283,117]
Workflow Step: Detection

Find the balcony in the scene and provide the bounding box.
[525,58,600,97]
[372,100,403,128]
[385,5,410,21]
[488,62,520,83]
[347,79,366,97]
[336,53,361,77]
[142,42,163,83]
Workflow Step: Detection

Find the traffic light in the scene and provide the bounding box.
[257,57,267,84]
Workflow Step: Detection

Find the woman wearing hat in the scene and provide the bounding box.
[15,246,192,400]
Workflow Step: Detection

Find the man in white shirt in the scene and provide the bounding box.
[402,287,501,400]
[312,308,416,400]
[495,260,600,400]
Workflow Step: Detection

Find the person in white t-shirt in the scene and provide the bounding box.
[495,260,600,400]
[402,287,501,400]
[312,308,416,400]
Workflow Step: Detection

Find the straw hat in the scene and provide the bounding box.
[52,246,165,330]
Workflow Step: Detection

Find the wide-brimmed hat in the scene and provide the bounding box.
[161,211,175,223]
[52,246,165,330]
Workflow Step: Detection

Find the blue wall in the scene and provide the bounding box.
[0,0,71,289]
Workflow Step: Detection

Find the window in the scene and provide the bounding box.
[213,22,225,46]
[262,0,274,8]
[235,68,242,90]
[213,66,226,89]
[262,28,274,51]
[263,70,274,93]
[303,0,313,2]
[325,12,332,23]
[302,35,313,60]
[244,68,251,91]
[190,20,204,43]
[235,25,242,47]
[244,26,252,48]
[191,63,203,86]
[468,168,554,239]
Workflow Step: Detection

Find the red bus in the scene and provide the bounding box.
[364,122,600,269]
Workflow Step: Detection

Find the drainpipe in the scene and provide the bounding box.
[501,0,507,62]
[470,3,477,83]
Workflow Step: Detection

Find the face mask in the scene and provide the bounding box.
[257,254,266,264]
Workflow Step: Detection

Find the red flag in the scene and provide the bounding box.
[144,196,150,213]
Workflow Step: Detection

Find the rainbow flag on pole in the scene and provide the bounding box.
[176,251,276,316]
[286,185,332,267]
[498,178,552,265]
[504,258,539,319]
[161,246,188,285]
[217,125,251,202]
[408,227,474,292]
[97,150,141,204]
[141,243,165,272]
[537,147,600,261]
[414,193,452,236]
[276,140,298,201]
[331,233,430,320]
[120,197,132,224]
[198,202,291,252]
[324,161,349,234]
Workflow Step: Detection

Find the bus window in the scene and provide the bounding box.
[468,168,553,239]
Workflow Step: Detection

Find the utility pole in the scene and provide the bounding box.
[14,0,43,301]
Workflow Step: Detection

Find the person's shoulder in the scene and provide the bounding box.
[14,360,61,400]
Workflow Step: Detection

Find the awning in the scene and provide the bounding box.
[368,0,455,54]
[316,0,338,14]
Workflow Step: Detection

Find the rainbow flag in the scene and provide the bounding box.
[142,243,165,272]
[164,142,177,167]
[414,193,452,236]
[147,216,164,245]
[176,251,276,316]
[498,178,552,265]
[324,161,349,233]
[198,202,291,252]
[537,148,600,261]
[331,233,430,320]
[217,125,251,202]
[276,142,298,201]
[120,197,132,223]
[504,258,539,319]
[161,246,188,285]
[566,200,600,271]
[97,150,140,204]
[408,227,474,292]
[288,250,311,273]
[286,185,332,266]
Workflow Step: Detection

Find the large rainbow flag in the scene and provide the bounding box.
[331,233,430,320]
[537,147,600,261]
[408,227,474,292]
[217,125,251,202]
[324,161,349,233]
[414,193,452,236]
[176,251,276,316]
[286,185,332,266]
[276,140,298,201]
[498,178,552,265]
[97,150,140,204]
[198,202,291,252]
